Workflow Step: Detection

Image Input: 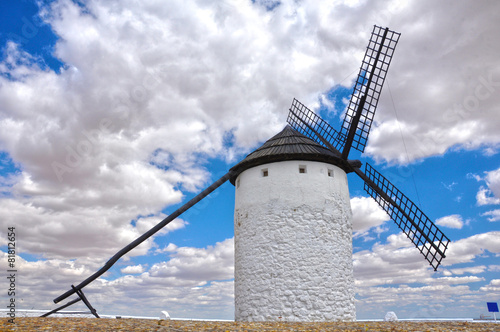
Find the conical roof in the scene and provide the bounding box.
[229,125,350,185]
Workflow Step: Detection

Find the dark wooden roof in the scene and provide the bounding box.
[229,125,351,185]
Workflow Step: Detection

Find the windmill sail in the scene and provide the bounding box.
[359,163,450,271]
[286,24,450,270]
[287,98,345,153]
[340,26,401,158]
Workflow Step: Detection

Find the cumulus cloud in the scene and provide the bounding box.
[482,209,500,222]
[354,233,431,287]
[475,167,500,206]
[479,279,500,293]
[356,283,474,319]
[92,238,234,318]
[435,214,464,229]
[120,264,145,274]
[0,197,186,260]
[354,231,500,318]
[477,187,500,206]
[354,231,500,288]
[0,238,234,318]
[432,276,485,285]
[155,243,178,254]
[450,266,486,275]
[149,238,234,282]
[489,265,500,272]
[441,231,500,266]
[351,196,390,237]
[364,1,500,164]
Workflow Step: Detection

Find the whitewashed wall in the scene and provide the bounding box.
[234,160,355,322]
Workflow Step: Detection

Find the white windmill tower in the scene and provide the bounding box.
[46,26,450,322]
[229,125,358,321]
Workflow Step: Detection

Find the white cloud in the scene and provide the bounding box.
[479,279,500,293]
[134,215,187,236]
[482,209,500,222]
[0,197,186,260]
[356,284,474,319]
[476,168,500,206]
[354,231,500,287]
[354,231,500,318]
[477,187,500,206]
[450,266,486,275]
[435,214,464,229]
[443,231,500,266]
[0,238,235,319]
[488,265,500,272]
[484,168,500,196]
[351,196,390,236]
[155,243,178,254]
[149,238,234,282]
[432,276,485,285]
[354,233,430,287]
[105,237,234,318]
[120,264,145,274]
[363,1,500,164]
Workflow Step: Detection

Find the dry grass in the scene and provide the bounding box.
[1,317,499,331]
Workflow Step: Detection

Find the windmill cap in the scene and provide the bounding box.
[229,125,359,185]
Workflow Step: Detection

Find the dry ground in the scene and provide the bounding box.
[1,318,499,331]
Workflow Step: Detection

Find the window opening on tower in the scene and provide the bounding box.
[262,168,269,177]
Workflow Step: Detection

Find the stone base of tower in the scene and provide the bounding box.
[233,160,356,322]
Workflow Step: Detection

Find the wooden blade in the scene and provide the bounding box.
[287,98,345,154]
[354,163,450,271]
[341,26,401,157]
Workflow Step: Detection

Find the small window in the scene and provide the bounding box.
[262,168,268,177]
[236,178,240,188]
[299,165,307,174]
[328,169,334,177]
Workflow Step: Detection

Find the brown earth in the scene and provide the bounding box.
[1,317,499,331]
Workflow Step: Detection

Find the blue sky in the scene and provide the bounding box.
[0,0,499,321]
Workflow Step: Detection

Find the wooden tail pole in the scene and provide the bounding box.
[52,171,235,305]
[40,297,82,317]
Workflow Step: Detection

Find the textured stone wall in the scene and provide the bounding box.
[234,160,355,322]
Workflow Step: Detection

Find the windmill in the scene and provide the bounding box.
[44,25,450,322]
